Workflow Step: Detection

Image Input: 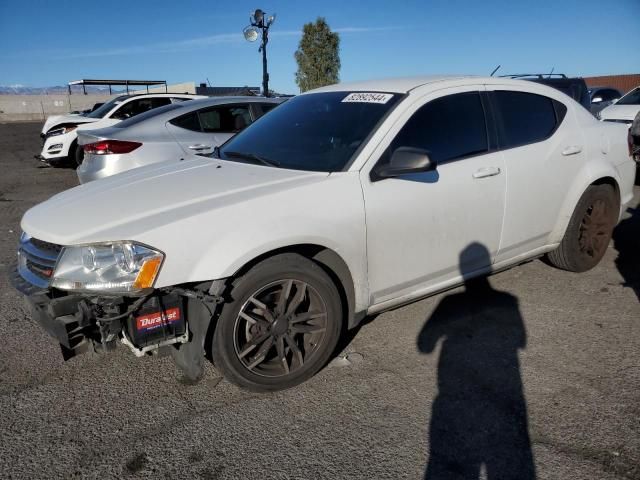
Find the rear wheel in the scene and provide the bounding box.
[211,253,343,392]
[547,184,618,272]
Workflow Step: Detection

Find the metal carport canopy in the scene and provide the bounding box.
[67,79,167,95]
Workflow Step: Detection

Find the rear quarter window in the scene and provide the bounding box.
[169,112,201,132]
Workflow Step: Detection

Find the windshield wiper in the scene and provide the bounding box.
[224,150,281,168]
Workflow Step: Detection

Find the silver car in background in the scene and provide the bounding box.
[76,96,285,183]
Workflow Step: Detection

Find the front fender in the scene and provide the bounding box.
[152,172,370,313]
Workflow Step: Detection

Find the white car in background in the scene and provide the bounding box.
[13,76,636,392]
[599,86,640,125]
[76,96,284,183]
[39,93,204,166]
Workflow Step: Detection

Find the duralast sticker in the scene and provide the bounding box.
[341,92,394,104]
[136,307,181,331]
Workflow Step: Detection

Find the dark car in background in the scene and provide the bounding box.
[588,87,622,115]
[502,74,591,111]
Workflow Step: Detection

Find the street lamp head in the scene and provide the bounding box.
[243,25,259,42]
[267,13,276,26]
[252,8,264,26]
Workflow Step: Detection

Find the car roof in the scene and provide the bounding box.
[167,96,284,116]
[113,93,205,101]
[115,95,285,127]
[307,75,578,95]
[309,75,473,94]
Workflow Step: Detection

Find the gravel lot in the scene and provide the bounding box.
[0,122,639,479]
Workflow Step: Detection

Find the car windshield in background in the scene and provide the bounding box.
[616,87,640,105]
[113,103,184,128]
[219,91,401,172]
[85,97,124,119]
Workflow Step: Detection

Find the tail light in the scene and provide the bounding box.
[84,140,142,155]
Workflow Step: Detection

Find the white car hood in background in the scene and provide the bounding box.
[599,104,640,122]
[42,114,99,133]
[21,157,329,245]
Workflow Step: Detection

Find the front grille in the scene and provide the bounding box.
[17,235,62,290]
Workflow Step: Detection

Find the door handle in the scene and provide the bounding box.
[188,144,211,151]
[472,167,501,179]
[562,145,582,156]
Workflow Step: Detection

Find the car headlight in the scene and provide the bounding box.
[46,125,77,137]
[51,242,164,294]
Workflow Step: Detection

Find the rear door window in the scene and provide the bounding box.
[198,105,252,133]
[493,91,563,149]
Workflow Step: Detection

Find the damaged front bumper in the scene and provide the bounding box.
[10,265,190,360]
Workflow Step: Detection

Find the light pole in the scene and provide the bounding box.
[243,9,276,97]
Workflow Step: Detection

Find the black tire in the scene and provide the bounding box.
[46,158,66,168]
[211,253,343,392]
[73,142,84,166]
[547,184,618,272]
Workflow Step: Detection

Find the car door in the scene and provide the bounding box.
[486,87,584,262]
[361,87,506,307]
[166,104,253,155]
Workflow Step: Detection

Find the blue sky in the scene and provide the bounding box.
[1,0,638,94]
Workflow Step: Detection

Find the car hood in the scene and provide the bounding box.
[21,156,329,245]
[42,114,99,134]
[600,104,640,122]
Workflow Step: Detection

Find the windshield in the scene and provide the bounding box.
[616,87,640,105]
[85,96,124,118]
[219,91,401,172]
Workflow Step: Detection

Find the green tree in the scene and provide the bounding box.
[294,18,340,92]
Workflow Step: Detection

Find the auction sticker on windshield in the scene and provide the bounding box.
[342,93,394,104]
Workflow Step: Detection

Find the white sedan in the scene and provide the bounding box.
[14,76,636,391]
[38,93,204,166]
[76,96,284,183]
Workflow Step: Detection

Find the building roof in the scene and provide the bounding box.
[68,79,167,87]
[583,74,640,94]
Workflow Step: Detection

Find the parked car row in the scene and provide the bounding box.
[39,93,205,166]
[14,76,637,392]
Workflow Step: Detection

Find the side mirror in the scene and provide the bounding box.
[372,147,437,181]
[591,96,603,104]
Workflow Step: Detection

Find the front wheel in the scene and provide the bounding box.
[211,253,343,392]
[547,184,618,272]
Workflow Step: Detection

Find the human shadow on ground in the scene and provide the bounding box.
[613,202,640,302]
[417,243,536,480]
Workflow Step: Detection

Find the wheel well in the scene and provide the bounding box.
[591,176,620,206]
[232,244,359,330]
